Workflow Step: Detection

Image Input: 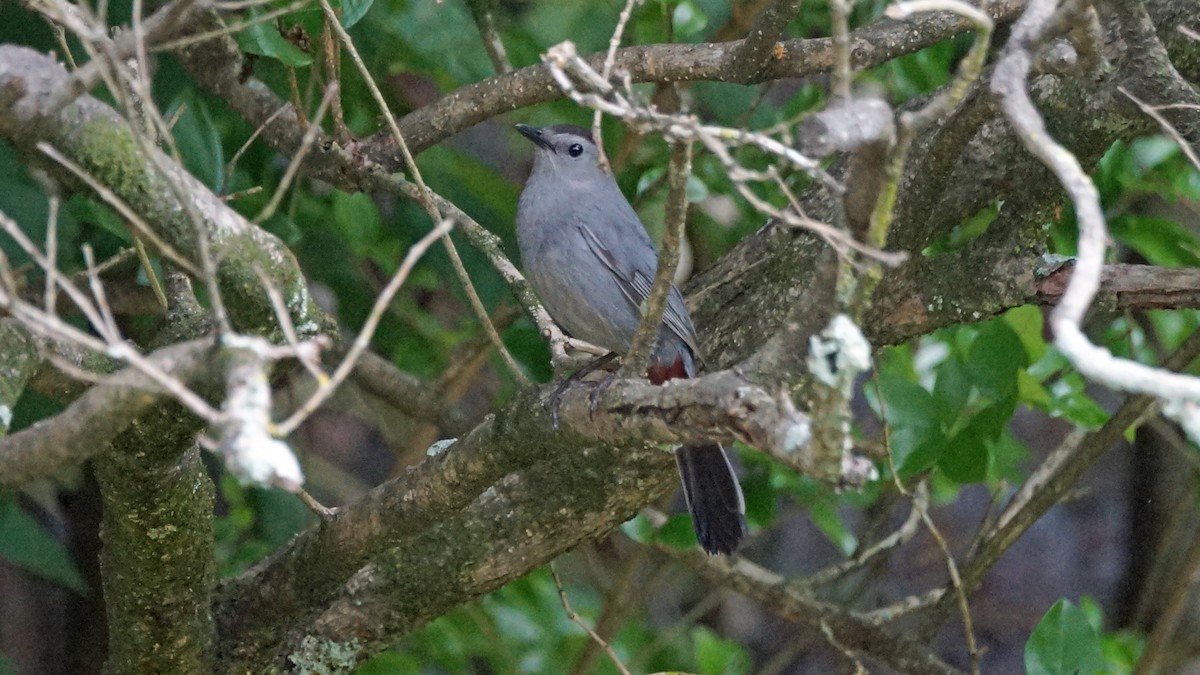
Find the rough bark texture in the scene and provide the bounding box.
[94,409,215,674]
[0,0,1198,671]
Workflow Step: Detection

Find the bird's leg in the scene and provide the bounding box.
[547,351,618,429]
[587,369,620,419]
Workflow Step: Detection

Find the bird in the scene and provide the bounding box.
[514,122,747,555]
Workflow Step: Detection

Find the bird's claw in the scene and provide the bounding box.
[545,377,575,430]
[587,370,618,420]
[545,351,619,430]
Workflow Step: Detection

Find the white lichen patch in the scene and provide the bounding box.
[807,314,872,386]
[426,438,458,457]
[219,350,304,491]
[0,404,11,429]
[781,421,812,454]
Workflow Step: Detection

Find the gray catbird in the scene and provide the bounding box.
[514,123,747,555]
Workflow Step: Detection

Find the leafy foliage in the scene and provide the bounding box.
[0,0,1198,671]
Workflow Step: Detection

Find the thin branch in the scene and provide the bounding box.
[549,563,632,675]
[253,82,337,224]
[316,0,530,385]
[1135,518,1200,675]
[276,219,453,436]
[993,0,1200,440]
[1121,86,1200,173]
[468,1,513,75]
[37,144,202,276]
[592,0,642,171]
[655,543,965,675]
[830,0,853,100]
[624,139,691,374]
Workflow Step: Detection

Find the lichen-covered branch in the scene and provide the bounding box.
[94,404,215,674]
[0,45,326,337]
[0,319,39,437]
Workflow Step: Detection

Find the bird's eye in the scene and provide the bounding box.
[568,143,584,157]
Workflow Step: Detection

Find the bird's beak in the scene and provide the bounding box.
[515,124,552,151]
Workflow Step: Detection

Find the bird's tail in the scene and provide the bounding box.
[675,443,747,555]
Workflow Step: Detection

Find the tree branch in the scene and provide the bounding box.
[0,45,327,337]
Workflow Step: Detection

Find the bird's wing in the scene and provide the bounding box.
[576,221,700,356]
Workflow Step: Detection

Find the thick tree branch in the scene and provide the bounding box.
[241,444,677,671]
[212,365,814,668]
[0,45,327,337]
[0,319,39,437]
[0,337,215,488]
[94,405,215,673]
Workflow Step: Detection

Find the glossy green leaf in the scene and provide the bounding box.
[0,496,85,593]
[940,402,1013,483]
[1004,305,1047,363]
[967,318,1028,400]
[236,11,313,67]
[1025,600,1104,675]
[165,93,226,192]
[338,0,375,27]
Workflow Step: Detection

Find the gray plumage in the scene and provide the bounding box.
[515,123,747,555]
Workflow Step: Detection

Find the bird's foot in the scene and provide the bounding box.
[545,351,618,429]
[588,370,619,419]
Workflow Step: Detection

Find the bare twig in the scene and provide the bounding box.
[276,219,453,436]
[624,139,691,374]
[38,144,201,276]
[830,0,853,100]
[1121,86,1200,173]
[549,563,632,675]
[592,0,643,171]
[254,82,337,224]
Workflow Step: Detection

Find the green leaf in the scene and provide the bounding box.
[1004,305,1047,363]
[967,319,1028,400]
[922,200,1001,256]
[1025,599,1104,675]
[940,402,1013,483]
[655,513,700,549]
[70,197,132,243]
[901,434,948,475]
[809,499,857,555]
[338,0,375,27]
[877,374,944,470]
[739,459,776,527]
[620,513,657,544]
[932,356,971,422]
[165,93,226,192]
[693,626,746,675]
[0,496,85,592]
[0,654,13,675]
[331,190,383,255]
[1111,215,1200,267]
[1017,369,1052,408]
[236,11,313,67]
